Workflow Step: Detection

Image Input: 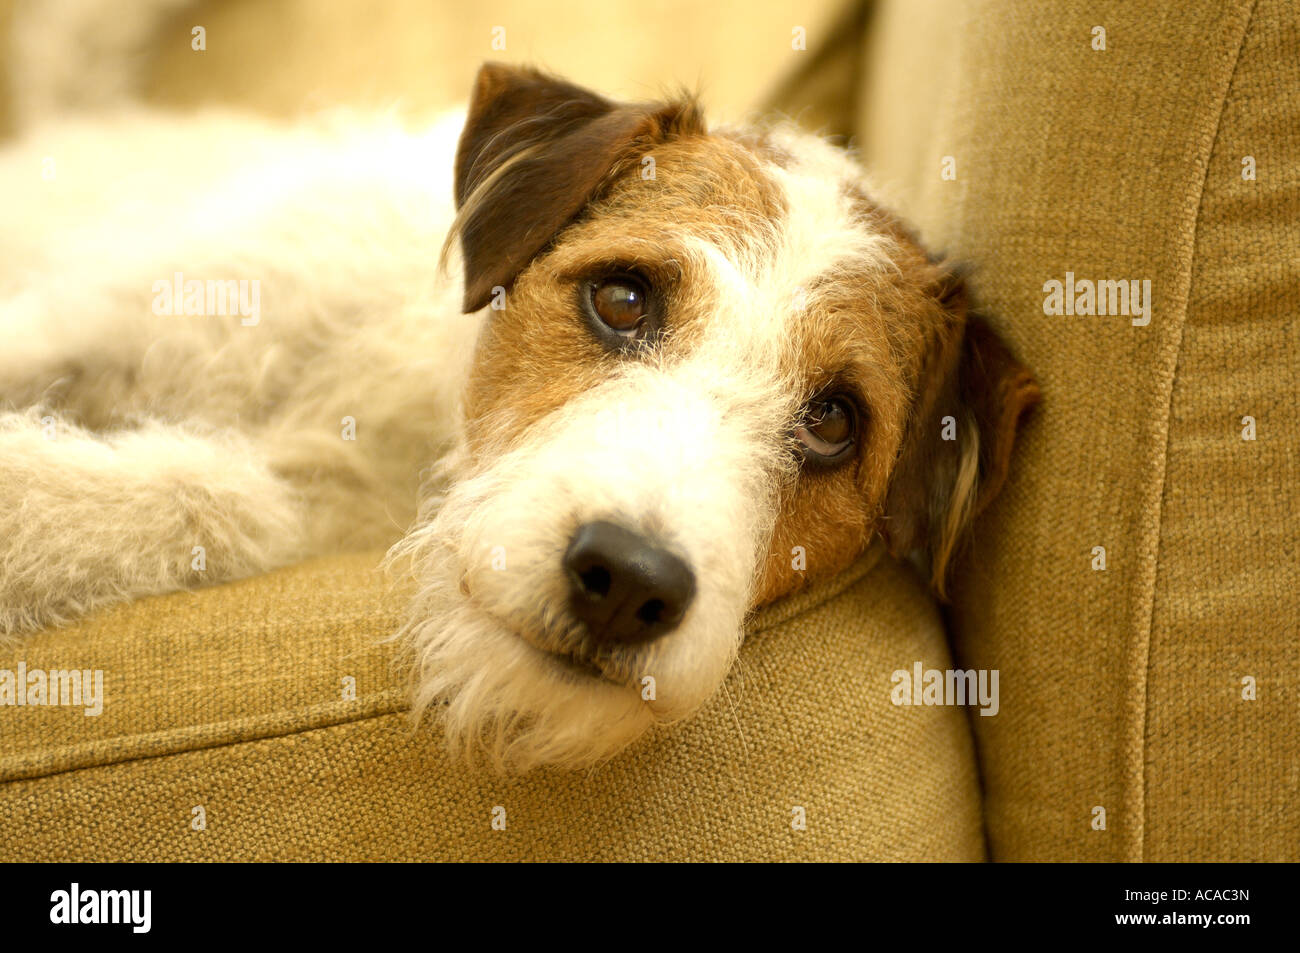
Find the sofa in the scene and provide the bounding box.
[2,0,1295,861]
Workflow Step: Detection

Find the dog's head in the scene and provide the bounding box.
[393,64,1040,771]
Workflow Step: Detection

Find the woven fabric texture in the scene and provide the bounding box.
[852,0,1298,860]
[1,546,986,861]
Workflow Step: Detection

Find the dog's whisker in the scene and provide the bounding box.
[721,682,750,763]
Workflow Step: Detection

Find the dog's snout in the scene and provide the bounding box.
[563,520,696,645]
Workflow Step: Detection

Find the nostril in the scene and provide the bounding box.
[577,565,611,600]
[635,598,665,625]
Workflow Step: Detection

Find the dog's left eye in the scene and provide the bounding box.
[795,397,857,463]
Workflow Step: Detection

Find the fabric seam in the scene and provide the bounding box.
[0,694,410,785]
[1133,0,1258,863]
[2,547,887,784]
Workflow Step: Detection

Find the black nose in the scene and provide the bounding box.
[563,520,696,646]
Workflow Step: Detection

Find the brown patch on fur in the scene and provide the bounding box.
[458,84,789,459]
[453,64,1038,608]
[751,217,933,604]
[453,63,704,313]
[877,272,1041,600]
[753,188,1039,605]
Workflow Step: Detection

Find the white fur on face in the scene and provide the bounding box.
[393,354,797,771]
[391,127,897,772]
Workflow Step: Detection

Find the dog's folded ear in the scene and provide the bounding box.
[880,272,1041,598]
[452,63,703,313]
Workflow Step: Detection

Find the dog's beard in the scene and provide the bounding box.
[385,440,655,772]
[398,570,655,772]
[388,360,798,772]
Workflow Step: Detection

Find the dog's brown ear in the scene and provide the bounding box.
[879,273,1041,598]
[453,63,703,312]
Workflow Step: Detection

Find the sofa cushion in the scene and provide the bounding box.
[1,545,985,861]
[849,0,1299,860]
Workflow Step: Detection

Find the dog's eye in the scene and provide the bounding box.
[795,397,857,464]
[581,275,659,350]
[591,278,647,334]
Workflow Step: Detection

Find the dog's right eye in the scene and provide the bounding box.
[581,275,658,350]
[592,279,646,331]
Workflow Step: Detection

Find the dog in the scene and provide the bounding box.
[0,63,1040,771]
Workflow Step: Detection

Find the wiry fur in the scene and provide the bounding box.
[388,342,802,771]
[0,408,302,633]
[0,107,475,635]
[1,66,1038,772]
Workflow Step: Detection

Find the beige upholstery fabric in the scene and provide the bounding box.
[850,0,1298,860]
[0,0,988,863]
[1,547,985,861]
